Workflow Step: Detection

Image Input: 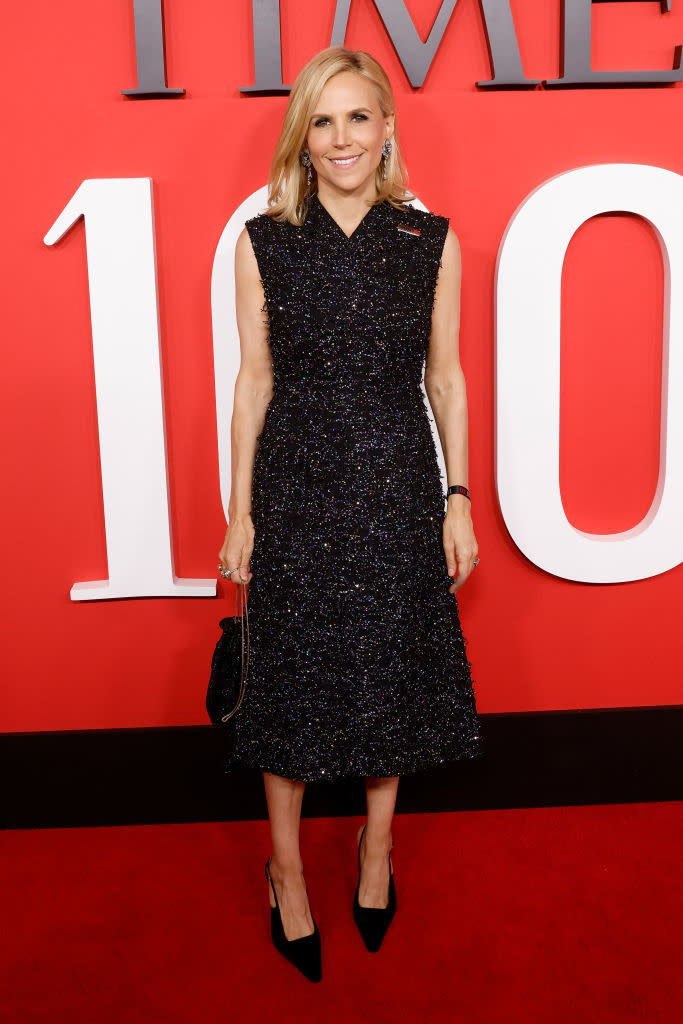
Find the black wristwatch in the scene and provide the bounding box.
[446,485,471,501]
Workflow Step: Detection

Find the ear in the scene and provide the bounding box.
[385,112,395,138]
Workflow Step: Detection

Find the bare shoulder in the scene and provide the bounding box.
[236,224,255,252]
[433,224,462,300]
[235,225,259,274]
[441,224,462,266]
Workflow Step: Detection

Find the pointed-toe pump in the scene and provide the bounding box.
[352,823,396,952]
[265,857,322,982]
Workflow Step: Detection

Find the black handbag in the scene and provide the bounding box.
[206,580,250,726]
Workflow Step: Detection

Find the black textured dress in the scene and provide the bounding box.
[223,191,484,783]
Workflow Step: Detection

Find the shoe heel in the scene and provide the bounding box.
[265,857,322,982]
[352,824,397,952]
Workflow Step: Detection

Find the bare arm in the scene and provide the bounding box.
[218,226,274,582]
[424,226,478,592]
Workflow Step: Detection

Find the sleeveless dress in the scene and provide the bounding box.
[222,191,484,783]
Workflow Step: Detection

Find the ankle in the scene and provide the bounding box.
[362,828,393,857]
[269,855,305,881]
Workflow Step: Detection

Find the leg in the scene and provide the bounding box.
[262,771,316,939]
[357,775,399,908]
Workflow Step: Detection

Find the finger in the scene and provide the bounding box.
[449,566,471,592]
[444,542,457,577]
[454,549,476,573]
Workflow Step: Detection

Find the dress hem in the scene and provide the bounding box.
[221,738,485,785]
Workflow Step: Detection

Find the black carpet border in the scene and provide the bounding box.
[2,706,682,829]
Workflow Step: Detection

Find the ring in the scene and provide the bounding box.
[217,563,239,579]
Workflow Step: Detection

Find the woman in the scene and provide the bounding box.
[217,45,483,982]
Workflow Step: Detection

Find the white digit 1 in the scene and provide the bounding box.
[496,162,683,583]
[44,177,215,599]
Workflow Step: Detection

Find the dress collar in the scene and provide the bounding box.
[307,191,387,243]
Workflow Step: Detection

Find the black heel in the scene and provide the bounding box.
[352,823,396,952]
[265,858,322,982]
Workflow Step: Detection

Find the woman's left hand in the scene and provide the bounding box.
[443,507,479,593]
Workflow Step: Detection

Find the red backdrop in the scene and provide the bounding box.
[3,0,682,733]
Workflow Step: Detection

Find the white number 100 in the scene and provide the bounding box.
[45,165,683,599]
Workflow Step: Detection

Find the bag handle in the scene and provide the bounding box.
[220,580,250,723]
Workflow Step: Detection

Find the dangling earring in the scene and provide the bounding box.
[300,148,313,186]
[381,138,393,181]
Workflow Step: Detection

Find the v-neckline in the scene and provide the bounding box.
[311,192,383,242]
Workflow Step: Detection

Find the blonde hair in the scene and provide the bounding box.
[262,46,416,225]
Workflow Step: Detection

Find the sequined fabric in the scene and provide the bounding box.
[222,191,484,783]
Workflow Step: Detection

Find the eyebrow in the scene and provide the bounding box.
[310,107,373,121]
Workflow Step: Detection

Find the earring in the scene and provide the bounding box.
[381,138,393,180]
[300,148,313,186]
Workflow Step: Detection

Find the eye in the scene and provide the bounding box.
[313,113,369,127]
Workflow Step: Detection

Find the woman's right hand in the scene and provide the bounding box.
[218,514,254,584]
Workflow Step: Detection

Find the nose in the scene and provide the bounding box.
[331,119,352,147]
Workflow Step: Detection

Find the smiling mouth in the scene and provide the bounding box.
[328,154,362,167]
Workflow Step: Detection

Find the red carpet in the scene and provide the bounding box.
[2,803,681,1022]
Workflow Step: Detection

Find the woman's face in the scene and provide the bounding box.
[305,71,394,195]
